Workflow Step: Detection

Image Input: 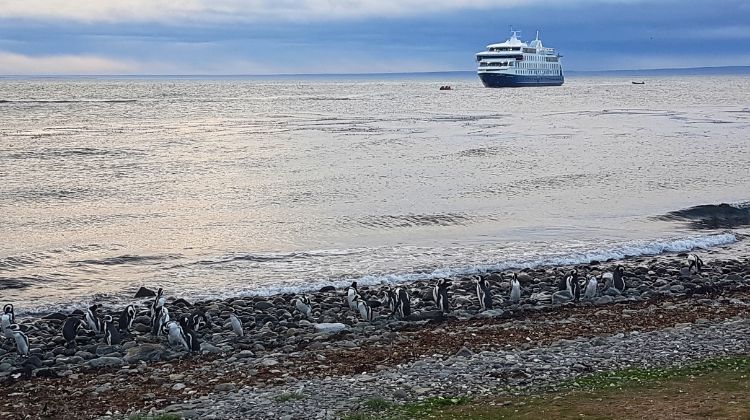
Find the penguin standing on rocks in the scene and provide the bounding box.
[180,310,210,332]
[62,317,83,348]
[346,282,360,312]
[229,313,243,338]
[687,254,704,274]
[510,273,522,303]
[474,276,493,311]
[150,288,166,335]
[566,272,581,302]
[355,297,374,322]
[1,306,15,339]
[382,288,397,315]
[164,320,190,351]
[150,288,165,317]
[103,315,122,346]
[294,295,313,319]
[603,266,626,293]
[183,328,200,352]
[154,307,170,337]
[613,265,626,292]
[394,287,411,318]
[118,305,136,334]
[3,304,15,324]
[10,325,29,357]
[85,304,103,334]
[583,276,598,300]
[433,279,451,313]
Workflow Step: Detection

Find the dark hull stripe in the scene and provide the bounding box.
[479,72,564,88]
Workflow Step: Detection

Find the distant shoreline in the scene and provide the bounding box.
[1,66,749,80]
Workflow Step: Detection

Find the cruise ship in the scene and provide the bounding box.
[476,31,564,87]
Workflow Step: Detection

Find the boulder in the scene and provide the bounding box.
[134,287,156,298]
[123,344,165,364]
[86,357,124,369]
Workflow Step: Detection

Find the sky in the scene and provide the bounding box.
[0,0,749,75]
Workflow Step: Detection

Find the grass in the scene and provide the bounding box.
[273,391,307,403]
[345,356,750,419]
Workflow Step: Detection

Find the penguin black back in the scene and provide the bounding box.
[3,304,15,323]
[475,276,492,310]
[566,274,581,302]
[395,287,411,317]
[62,317,82,348]
[118,305,136,334]
[103,315,122,345]
[434,279,451,313]
[613,265,626,292]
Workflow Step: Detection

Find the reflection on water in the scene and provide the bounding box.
[1,76,749,312]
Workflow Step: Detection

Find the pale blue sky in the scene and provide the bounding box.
[0,0,748,74]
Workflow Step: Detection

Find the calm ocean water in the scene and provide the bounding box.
[1,75,749,313]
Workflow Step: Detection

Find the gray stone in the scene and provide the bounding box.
[214,383,237,392]
[86,357,124,369]
[123,344,165,364]
[255,301,274,310]
[313,323,348,334]
[594,296,614,305]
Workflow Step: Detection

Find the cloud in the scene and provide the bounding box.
[0,0,647,23]
[0,51,139,74]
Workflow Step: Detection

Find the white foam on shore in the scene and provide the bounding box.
[228,232,738,298]
[17,232,739,315]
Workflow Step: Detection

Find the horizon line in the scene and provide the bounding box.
[1,65,749,78]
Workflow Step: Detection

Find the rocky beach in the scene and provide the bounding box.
[0,250,748,419]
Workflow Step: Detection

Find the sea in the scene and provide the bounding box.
[1,74,749,314]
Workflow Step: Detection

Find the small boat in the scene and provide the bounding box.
[439,85,453,91]
[632,81,645,85]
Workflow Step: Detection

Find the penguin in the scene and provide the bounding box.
[164,320,190,351]
[583,276,598,300]
[62,317,82,348]
[153,306,170,336]
[475,276,493,311]
[433,279,451,313]
[346,282,359,311]
[355,297,374,322]
[84,304,103,334]
[509,273,522,303]
[150,288,166,334]
[180,310,209,332]
[382,288,397,315]
[229,313,243,337]
[184,329,201,352]
[150,288,165,318]
[10,325,29,357]
[118,305,136,334]
[394,287,411,318]
[687,254,703,274]
[192,311,211,331]
[613,265,626,292]
[1,310,14,339]
[560,269,578,291]
[103,315,122,345]
[3,304,15,324]
[566,272,581,302]
[294,295,313,319]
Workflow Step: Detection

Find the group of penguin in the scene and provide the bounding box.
[60,288,209,353]
[340,253,705,320]
[2,254,705,360]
